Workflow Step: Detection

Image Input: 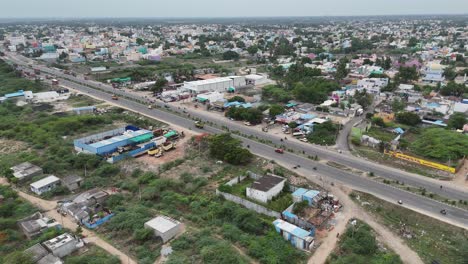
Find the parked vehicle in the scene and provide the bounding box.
[112,95,118,100]
[162,141,176,151]
[262,127,269,132]
[147,147,162,156]
[51,79,59,85]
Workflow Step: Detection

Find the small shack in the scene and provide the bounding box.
[144,215,182,243]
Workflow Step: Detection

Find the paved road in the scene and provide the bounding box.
[5,53,468,229]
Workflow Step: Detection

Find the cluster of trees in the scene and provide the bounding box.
[396,112,421,126]
[329,221,402,264]
[448,112,467,130]
[439,81,467,97]
[208,133,253,165]
[293,79,339,104]
[222,50,240,60]
[352,90,373,110]
[225,107,263,124]
[395,66,419,83]
[307,121,339,145]
[411,128,468,163]
[262,85,293,103]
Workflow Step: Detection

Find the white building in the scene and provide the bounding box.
[245,74,268,86]
[144,215,183,243]
[246,174,286,203]
[356,78,389,94]
[182,77,234,94]
[30,176,61,195]
[43,233,81,258]
[196,91,224,103]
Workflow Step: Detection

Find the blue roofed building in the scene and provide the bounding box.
[74,125,154,157]
[273,219,314,250]
[292,188,322,206]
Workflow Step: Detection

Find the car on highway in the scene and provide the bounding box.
[440,209,447,215]
[194,121,204,129]
[111,95,118,100]
[398,200,403,205]
[275,148,284,154]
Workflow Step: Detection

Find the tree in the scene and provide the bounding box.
[151,78,167,94]
[396,66,419,83]
[408,37,418,47]
[396,112,421,126]
[335,58,349,80]
[448,112,467,130]
[391,98,406,112]
[3,251,34,264]
[208,133,253,165]
[236,40,246,49]
[227,96,245,103]
[383,57,392,70]
[371,117,386,127]
[247,45,259,56]
[136,38,144,45]
[268,104,285,118]
[440,82,466,97]
[222,51,240,60]
[443,67,457,81]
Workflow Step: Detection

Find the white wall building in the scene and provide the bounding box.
[144,215,183,243]
[356,78,389,94]
[30,176,61,195]
[182,77,234,94]
[246,174,286,203]
[43,233,81,258]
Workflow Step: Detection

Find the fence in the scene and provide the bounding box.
[216,190,281,218]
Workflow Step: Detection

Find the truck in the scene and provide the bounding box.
[194,121,204,129]
[147,147,162,156]
[162,141,176,151]
[51,79,59,85]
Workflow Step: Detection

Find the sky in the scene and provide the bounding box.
[1,0,467,18]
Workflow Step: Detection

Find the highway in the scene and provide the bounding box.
[4,53,468,228]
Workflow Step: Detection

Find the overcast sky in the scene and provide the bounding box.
[1,0,468,18]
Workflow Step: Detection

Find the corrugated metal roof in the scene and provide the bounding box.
[90,129,151,148]
[303,190,320,199]
[273,219,312,239]
[292,188,308,197]
[30,175,60,189]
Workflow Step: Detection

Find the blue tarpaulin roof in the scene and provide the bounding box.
[300,114,314,120]
[394,127,404,134]
[282,211,297,219]
[292,188,309,197]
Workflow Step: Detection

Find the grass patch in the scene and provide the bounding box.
[350,191,468,264]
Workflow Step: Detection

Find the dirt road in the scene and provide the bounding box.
[1,179,136,264]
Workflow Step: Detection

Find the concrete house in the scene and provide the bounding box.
[43,233,81,258]
[10,162,43,181]
[144,215,182,243]
[61,175,83,191]
[273,219,314,250]
[246,174,286,203]
[30,176,61,195]
[18,212,61,239]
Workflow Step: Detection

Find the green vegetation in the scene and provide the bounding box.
[262,85,293,103]
[168,230,249,264]
[64,246,120,264]
[0,60,44,94]
[396,112,421,126]
[225,107,263,124]
[208,133,253,165]
[328,220,402,264]
[411,128,468,163]
[448,112,467,130]
[351,192,468,264]
[307,121,339,145]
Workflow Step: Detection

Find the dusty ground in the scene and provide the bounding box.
[0,139,28,154]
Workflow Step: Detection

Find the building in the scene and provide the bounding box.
[273,219,314,250]
[60,189,109,223]
[246,174,286,203]
[144,215,183,243]
[61,175,83,191]
[43,233,81,258]
[195,91,224,103]
[422,63,445,84]
[74,125,153,156]
[30,176,61,195]
[18,212,61,239]
[292,188,323,206]
[182,77,235,94]
[24,244,49,263]
[72,106,96,115]
[10,162,43,181]
[356,78,389,94]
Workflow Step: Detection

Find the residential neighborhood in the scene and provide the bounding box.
[0,4,467,264]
